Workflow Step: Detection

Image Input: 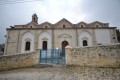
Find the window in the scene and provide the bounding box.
[33,18,35,21]
[113,37,115,39]
[96,25,99,27]
[81,25,83,28]
[30,26,32,28]
[42,41,47,50]
[25,41,30,51]
[83,40,88,46]
[45,26,47,28]
[63,25,65,28]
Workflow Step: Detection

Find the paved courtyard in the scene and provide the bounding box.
[0,65,120,80]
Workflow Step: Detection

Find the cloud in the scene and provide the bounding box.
[34,0,84,23]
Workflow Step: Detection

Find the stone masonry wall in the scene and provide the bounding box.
[0,51,39,71]
[66,44,120,67]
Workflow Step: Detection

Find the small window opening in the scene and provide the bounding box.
[81,25,83,28]
[96,25,99,27]
[45,26,47,28]
[63,25,65,28]
[83,40,88,46]
[30,26,32,28]
[33,18,35,21]
[113,37,115,39]
[25,41,30,51]
[42,41,47,50]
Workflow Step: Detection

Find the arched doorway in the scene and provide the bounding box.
[61,41,69,49]
[61,41,69,57]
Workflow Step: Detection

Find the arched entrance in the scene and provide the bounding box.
[61,41,69,49]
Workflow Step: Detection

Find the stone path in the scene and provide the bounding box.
[0,65,120,80]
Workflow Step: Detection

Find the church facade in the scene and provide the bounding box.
[4,14,118,55]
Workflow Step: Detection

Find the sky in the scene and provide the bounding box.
[0,0,120,44]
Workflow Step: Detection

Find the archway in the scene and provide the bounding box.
[61,41,69,49]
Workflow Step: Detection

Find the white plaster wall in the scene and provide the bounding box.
[79,31,92,47]
[95,29,111,45]
[38,31,52,49]
[54,29,76,48]
[58,34,72,49]
[21,32,34,53]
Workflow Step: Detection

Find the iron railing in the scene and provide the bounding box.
[40,49,66,65]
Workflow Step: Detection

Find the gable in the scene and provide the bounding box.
[76,21,88,28]
[89,21,103,28]
[39,22,53,28]
[54,18,73,28]
[25,22,38,28]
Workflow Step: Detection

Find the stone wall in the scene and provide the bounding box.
[66,44,120,67]
[0,51,39,71]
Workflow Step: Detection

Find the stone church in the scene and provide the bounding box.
[4,14,118,55]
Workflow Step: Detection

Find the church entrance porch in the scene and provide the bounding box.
[40,49,66,65]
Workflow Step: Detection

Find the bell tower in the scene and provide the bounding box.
[32,13,38,23]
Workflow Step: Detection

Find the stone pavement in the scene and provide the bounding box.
[0,64,120,80]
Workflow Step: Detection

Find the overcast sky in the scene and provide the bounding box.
[0,0,120,44]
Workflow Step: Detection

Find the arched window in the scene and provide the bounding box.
[63,25,65,28]
[45,26,47,28]
[33,18,36,21]
[81,25,83,28]
[43,41,47,50]
[83,40,88,46]
[25,41,30,51]
[96,25,99,27]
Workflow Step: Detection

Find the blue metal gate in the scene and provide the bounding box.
[40,49,66,65]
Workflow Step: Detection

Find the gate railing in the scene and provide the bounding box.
[40,49,66,64]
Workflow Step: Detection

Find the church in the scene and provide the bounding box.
[4,14,118,55]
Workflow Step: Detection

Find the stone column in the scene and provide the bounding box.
[114,29,118,43]
[34,29,38,53]
[76,28,78,47]
[65,45,72,65]
[52,28,54,49]
[93,28,97,45]
[36,49,40,64]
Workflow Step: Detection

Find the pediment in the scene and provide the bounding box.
[54,18,73,28]
[25,38,31,41]
[89,21,103,27]
[77,21,88,28]
[42,37,48,40]
[82,37,88,40]
[25,22,38,28]
[58,34,72,38]
[39,22,53,28]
